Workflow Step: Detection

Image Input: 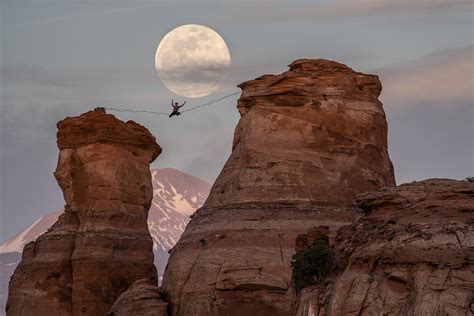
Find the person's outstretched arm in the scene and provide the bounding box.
[171,99,174,107]
[179,101,186,108]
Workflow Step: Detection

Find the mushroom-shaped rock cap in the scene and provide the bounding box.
[237,58,382,107]
[57,107,161,163]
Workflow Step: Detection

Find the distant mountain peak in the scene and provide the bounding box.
[151,168,211,215]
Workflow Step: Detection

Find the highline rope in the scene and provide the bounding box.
[103,91,240,117]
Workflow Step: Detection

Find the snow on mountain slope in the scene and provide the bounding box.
[147,168,211,274]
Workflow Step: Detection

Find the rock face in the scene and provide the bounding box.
[295,179,474,315]
[207,59,394,208]
[6,108,161,315]
[108,279,168,316]
[162,59,395,315]
[295,226,330,252]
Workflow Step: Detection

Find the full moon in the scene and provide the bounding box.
[155,24,231,98]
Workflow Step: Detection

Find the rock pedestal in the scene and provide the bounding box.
[6,108,161,315]
[162,59,395,315]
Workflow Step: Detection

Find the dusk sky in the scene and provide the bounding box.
[1,0,473,241]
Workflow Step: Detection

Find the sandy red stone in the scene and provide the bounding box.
[7,108,160,315]
[294,179,474,315]
[162,59,395,316]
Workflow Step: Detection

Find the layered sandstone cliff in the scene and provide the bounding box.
[294,179,474,315]
[6,108,161,315]
[162,59,395,315]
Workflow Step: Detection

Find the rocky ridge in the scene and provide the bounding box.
[294,179,474,315]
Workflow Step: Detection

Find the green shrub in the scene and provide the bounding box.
[291,240,333,291]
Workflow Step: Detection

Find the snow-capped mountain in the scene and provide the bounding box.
[0,168,211,313]
[148,168,211,274]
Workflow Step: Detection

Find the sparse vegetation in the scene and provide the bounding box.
[291,240,333,291]
[465,177,474,182]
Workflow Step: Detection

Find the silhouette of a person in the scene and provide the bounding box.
[169,99,186,118]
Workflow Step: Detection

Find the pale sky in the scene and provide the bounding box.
[1,0,473,241]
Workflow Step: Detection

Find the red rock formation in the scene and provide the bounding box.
[108,279,168,316]
[6,108,161,315]
[162,59,395,315]
[206,59,395,208]
[294,179,474,315]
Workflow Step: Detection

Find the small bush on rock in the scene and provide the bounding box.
[291,240,333,291]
